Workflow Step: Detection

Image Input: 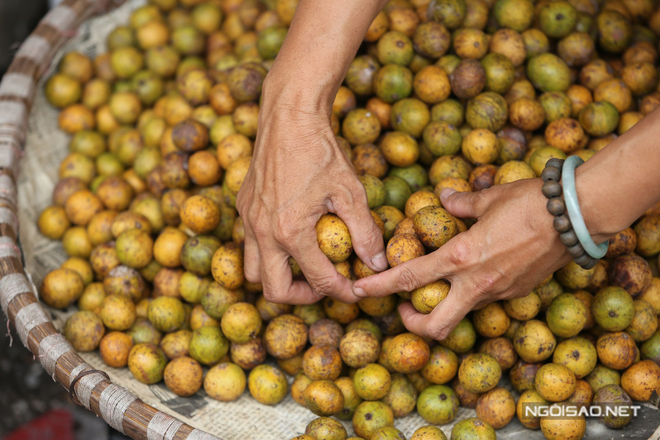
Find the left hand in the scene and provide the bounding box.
[352,178,572,340]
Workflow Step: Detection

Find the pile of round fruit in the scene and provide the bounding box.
[35,0,660,438]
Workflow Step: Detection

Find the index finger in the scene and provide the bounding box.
[353,241,459,298]
[398,281,479,340]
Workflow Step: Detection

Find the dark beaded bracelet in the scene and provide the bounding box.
[541,159,599,270]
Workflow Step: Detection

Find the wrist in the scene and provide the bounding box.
[574,163,623,244]
[262,65,339,118]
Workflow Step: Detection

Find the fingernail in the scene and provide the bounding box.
[353,286,367,298]
[440,188,457,200]
[371,252,388,271]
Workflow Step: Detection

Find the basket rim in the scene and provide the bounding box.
[0,1,221,439]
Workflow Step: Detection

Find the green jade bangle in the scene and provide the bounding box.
[561,155,608,259]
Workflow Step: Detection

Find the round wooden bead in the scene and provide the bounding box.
[541,166,561,182]
[574,254,597,269]
[553,215,572,233]
[542,180,562,199]
[547,197,566,216]
[560,230,578,247]
[567,242,586,258]
[546,158,565,170]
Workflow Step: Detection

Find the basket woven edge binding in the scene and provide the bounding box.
[0,1,221,439]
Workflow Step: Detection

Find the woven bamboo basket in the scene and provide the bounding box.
[3,0,660,439]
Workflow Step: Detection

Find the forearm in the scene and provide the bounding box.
[578,108,660,243]
[262,0,387,113]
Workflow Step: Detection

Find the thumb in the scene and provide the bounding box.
[440,188,487,219]
[332,194,387,274]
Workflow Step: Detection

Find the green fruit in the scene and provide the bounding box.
[480,53,515,94]
[388,164,428,192]
[352,401,394,440]
[146,45,180,78]
[439,317,476,353]
[539,92,572,123]
[382,176,413,212]
[372,427,406,440]
[128,343,167,384]
[552,337,598,379]
[172,25,205,55]
[593,384,633,428]
[133,148,161,179]
[641,330,660,364]
[431,99,464,127]
[413,22,451,59]
[527,54,572,92]
[597,10,632,54]
[373,64,414,104]
[538,1,578,39]
[70,130,106,158]
[181,235,222,276]
[592,286,635,332]
[546,293,588,338]
[529,147,567,177]
[126,319,162,345]
[179,272,211,304]
[457,353,501,394]
[493,0,534,32]
[227,63,267,103]
[423,121,462,156]
[578,101,620,137]
[377,31,415,66]
[354,363,392,400]
[131,70,164,105]
[115,229,153,268]
[305,417,348,440]
[249,365,289,405]
[391,98,431,138]
[381,373,417,418]
[334,376,363,421]
[417,385,459,424]
[189,326,229,366]
[359,174,387,209]
[585,363,621,393]
[465,92,508,132]
[412,426,448,440]
[110,47,144,79]
[257,25,287,59]
[148,296,186,332]
[450,418,496,440]
[45,74,82,108]
[107,26,135,50]
[346,55,380,96]
[427,0,467,30]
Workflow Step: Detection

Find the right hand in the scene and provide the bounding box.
[236,81,387,305]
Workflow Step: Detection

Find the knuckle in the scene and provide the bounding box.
[447,240,473,267]
[358,227,382,249]
[476,273,498,294]
[427,320,451,341]
[262,290,278,302]
[332,191,355,214]
[273,215,298,243]
[472,188,492,212]
[396,265,419,292]
[250,221,268,240]
[310,274,339,296]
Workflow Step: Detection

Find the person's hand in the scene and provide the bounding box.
[236,84,387,305]
[353,178,572,340]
